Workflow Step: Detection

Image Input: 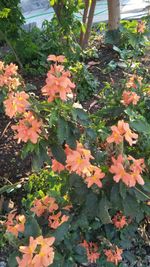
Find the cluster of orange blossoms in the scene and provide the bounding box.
[121,90,140,106]
[11,111,42,144]
[107,120,138,146]
[0,61,21,90]
[5,212,26,237]
[126,75,142,89]
[4,91,30,118]
[104,246,123,266]
[41,55,75,102]
[81,240,100,263]
[109,154,145,187]
[81,240,123,266]
[121,74,142,107]
[112,212,128,229]
[51,142,105,188]
[31,196,69,229]
[16,236,55,267]
[137,20,146,33]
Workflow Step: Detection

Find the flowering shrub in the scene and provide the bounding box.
[3,55,150,267]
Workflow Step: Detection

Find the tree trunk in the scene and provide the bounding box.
[79,0,90,47]
[107,0,120,31]
[82,0,97,49]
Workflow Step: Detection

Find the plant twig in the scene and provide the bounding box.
[135,187,150,199]
[0,121,11,140]
[0,29,23,70]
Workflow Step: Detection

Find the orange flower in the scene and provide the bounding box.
[32,236,55,267]
[137,21,146,33]
[121,91,140,106]
[7,77,21,90]
[128,171,144,187]
[16,254,34,267]
[104,246,123,266]
[12,111,42,144]
[42,196,58,213]
[107,126,123,144]
[0,62,20,91]
[112,212,127,229]
[65,142,93,177]
[126,75,143,89]
[31,196,58,217]
[36,236,55,248]
[48,211,69,229]
[47,55,66,63]
[62,204,73,211]
[30,199,46,217]
[128,155,145,173]
[81,240,100,263]
[128,156,145,187]
[4,91,30,118]
[41,60,75,102]
[0,61,4,71]
[107,120,138,146]
[66,150,91,176]
[109,154,145,187]
[17,236,55,267]
[51,159,65,173]
[0,74,7,87]
[123,122,138,146]
[32,246,54,267]
[4,63,18,76]
[19,236,37,255]
[109,154,130,184]
[5,213,26,237]
[85,166,105,188]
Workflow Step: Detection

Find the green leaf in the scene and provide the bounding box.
[119,182,127,199]
[57,117,68,144]
[53,221,70,244]
[72,108,89,125]
[84,193,98,218]
[123,194,139,218]
[8,252,18,267]
[50,0,56,6]
[0,8,10,18]
[97,196,112,224]
[110,184,123,209]
[24,216,41,237]
[32,147,50,171]
[51,144,66,165]
[130,119,150,134]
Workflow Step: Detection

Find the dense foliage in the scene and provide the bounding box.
[0,0,24,40]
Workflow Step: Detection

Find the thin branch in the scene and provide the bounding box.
[135,187,150,200]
